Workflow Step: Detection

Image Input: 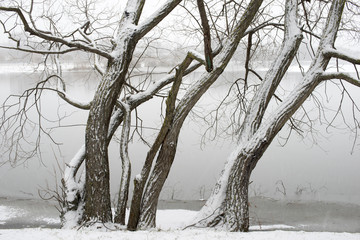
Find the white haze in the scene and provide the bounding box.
[0,65,359,204]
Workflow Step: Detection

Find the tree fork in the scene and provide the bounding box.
[127,55,193,230]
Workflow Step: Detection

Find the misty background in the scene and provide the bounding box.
[0,0,359,205]
[0,47,359,204]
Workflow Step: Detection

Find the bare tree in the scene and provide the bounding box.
[132,0,264,230]
[192,0,360,232]
[1,0,359,233]
[0,0,184,227]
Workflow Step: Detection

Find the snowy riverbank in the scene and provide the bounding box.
[0,196,359,239]
[1,228,359,240]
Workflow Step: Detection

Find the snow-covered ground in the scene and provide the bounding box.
[1,227,359,240]
[0,198,359,240]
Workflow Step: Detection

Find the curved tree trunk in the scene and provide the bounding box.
[127,56,192,230]
[218,142,267,231]
[114,103,132,225]
[83,25,138,225]
[224,164,252,232]
[82,0,144,223]
[137,127,181,229]
[83,68,126,223]
[193,0,345,231]
[136,0,264,229]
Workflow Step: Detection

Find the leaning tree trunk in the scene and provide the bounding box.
[225,163,252,232]
[83,69,125,223]
[82,0,143,222]
[114,103,132,225]
[137,126,182,229]
[136,0,264,229]
[83,31,137,224]
[193,0,345,232]
[127,56,191,230]
[219,140,269,231]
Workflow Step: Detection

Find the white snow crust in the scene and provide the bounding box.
[0,226,359,240]
[0,207,359,240]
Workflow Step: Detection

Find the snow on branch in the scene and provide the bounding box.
[51,75,92,110]
[64,145,86,182]
[0,7,113,60]
[121,0,145,26]
[117,101,131,163]
[320,72,360,87]
[324,47,360,65]
[237,0,302,141]
[61,145,85,229]
[127,46,222,107]
[57,91,92,110]
[284,0,301,37]
[136,0,182,39]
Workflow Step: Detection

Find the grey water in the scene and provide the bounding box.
[0,68,360,211]
[1,196,359,233]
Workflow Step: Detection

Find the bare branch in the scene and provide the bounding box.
[0,45,78,55]
[197,0,213,72]
[320,72,360,87]
[136,0,182,39]
[0,6,113,59]
[324,47,360,65]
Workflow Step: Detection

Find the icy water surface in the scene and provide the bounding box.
[0,196,359,232]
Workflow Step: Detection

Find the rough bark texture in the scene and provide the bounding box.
[82,0,150,224]
[222,139,270,231]
[127,57,192,230]
[114,103,132,225]
[83,14,138,225]
[84,63,129,223]
[193,0,345,232]
[137,127,181,229]
[136,0,264,230]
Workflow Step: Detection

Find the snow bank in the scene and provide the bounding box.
[156,209,197,230]
[0,228,359,240]
[1,207,359,240]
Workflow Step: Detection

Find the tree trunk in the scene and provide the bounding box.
[223,162,251,231]
[83,40,136,224]
[83,70,123,223]
[135,0,263,226]
[198,136,267,232]
[137,128,180,229]
[82,7,139,222]
[127,55,192,230]
[114,162,131,224]
[114,103,132,225]
[223,148,263,231]
[193,0,345,230]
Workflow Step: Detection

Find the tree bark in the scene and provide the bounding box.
[127,56,192,230]
[223,141,267,231]
[193,0,346,231]
[84,65,128,223]
[137,127,181,229]
[82,0,145,223]
[136,0,264,229]
[114,103,132,225]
